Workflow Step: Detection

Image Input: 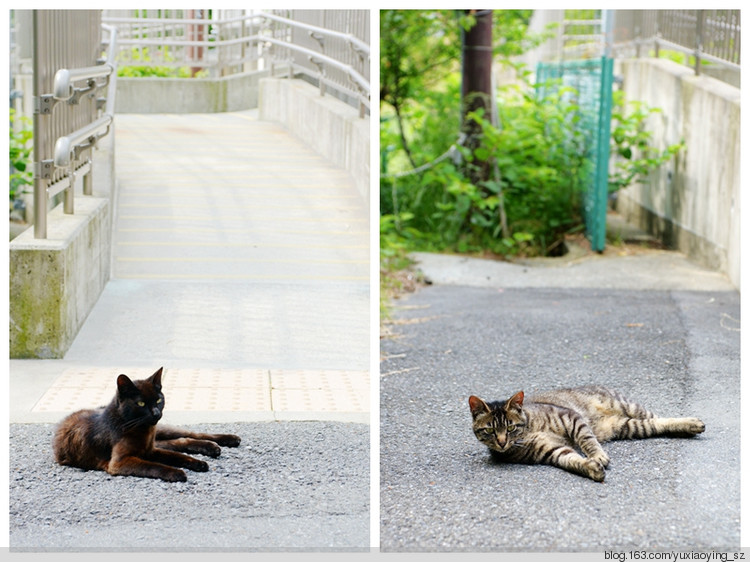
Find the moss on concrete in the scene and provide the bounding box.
[9,198,110,358]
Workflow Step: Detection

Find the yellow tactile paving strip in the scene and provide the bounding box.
[32,367,369,414]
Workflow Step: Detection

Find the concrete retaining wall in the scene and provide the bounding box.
[259,78,370,203]
[115,70,269,114]
[10,196,111,358]
[614,58,740,289]
[9,120,115,359]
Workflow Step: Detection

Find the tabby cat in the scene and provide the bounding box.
[53,367,241,482]
[468,385,704,482]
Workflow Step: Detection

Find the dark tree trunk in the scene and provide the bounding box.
[461,10,493,185]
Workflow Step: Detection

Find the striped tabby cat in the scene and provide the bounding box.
[468,385,704,482]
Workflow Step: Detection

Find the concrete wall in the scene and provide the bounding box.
[10,197,111,358]
[115,70,269,114]
[9,122,115,358]
[259,78,370,204]
[614,58,740,289]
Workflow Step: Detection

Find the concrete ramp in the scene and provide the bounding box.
[11,110,370,423]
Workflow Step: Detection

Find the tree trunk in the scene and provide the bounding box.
[461,9,493,185]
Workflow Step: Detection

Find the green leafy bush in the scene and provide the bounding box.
[609,90,684,193]
[381,82,682,258]
[380,10,682,264]
[117,47,207,78]
[382,82,590,256]
[10,109,33,201]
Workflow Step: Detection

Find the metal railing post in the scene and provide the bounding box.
[695,10,705,75]
[28,11,117,239]
[32,10,47,239]
[64,167,75,214]
[83,159,93,196]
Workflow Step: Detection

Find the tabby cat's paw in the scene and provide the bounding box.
[589,451,610,469]
[682,418,705,435]
[583,459,605,482]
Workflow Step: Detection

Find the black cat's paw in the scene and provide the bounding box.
[163,469,188,483]
[191,459,209,472]
[203,442,221,458]
[216,434,241,447]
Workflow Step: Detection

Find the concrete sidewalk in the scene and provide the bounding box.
[10,110,370,425]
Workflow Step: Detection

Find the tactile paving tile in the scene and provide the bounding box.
[269,369,369,413]
[31,367,369,414]
[32,367,270,413]
[271,388,369,413]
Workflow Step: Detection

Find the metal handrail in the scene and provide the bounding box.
[262,36,370,94]
[101,24,118,116]
[607,10,740,79]
[104,12,370,56]
[53,64,114,101]
[34,20,118,238]
[103,10,370,115]
[653,36,741,71]
[53,114,113,167]
[257,11,370,56]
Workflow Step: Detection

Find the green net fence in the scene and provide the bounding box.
[536,57,614,252]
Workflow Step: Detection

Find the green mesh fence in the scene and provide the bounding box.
[536,57,614,252]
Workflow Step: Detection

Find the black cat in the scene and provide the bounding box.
[52,367,241,482]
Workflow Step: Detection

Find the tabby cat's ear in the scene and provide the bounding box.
[116,374,138,398]
[149,367,164,389]
[507,391,524,410]
[469,395,490,417]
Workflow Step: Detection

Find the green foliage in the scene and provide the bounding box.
[380,9,682,262]
[117,47,207,78]
[380,10,545,170]
[609,90,684,193]
[562,9,601,48]
[651,48,711,68]
[10,109,33,201]
[382,83,590,257]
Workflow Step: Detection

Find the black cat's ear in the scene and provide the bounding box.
[149,367,164,389]
[507,391,524,410]
[116,374,139,399]
[469,395,490,417]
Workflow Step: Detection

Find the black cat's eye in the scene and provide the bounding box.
[137,401,145,407]
[156,398,163,404]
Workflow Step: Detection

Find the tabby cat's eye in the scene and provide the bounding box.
[507,424,516,432]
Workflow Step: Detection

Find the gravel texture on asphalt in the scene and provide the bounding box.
[9,421,369,551]
[380,285,740,552]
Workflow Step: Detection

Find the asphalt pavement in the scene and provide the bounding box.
[10,421,369,550]
[380,250,740,551]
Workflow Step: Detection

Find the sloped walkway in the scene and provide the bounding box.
[10,110,370,424]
